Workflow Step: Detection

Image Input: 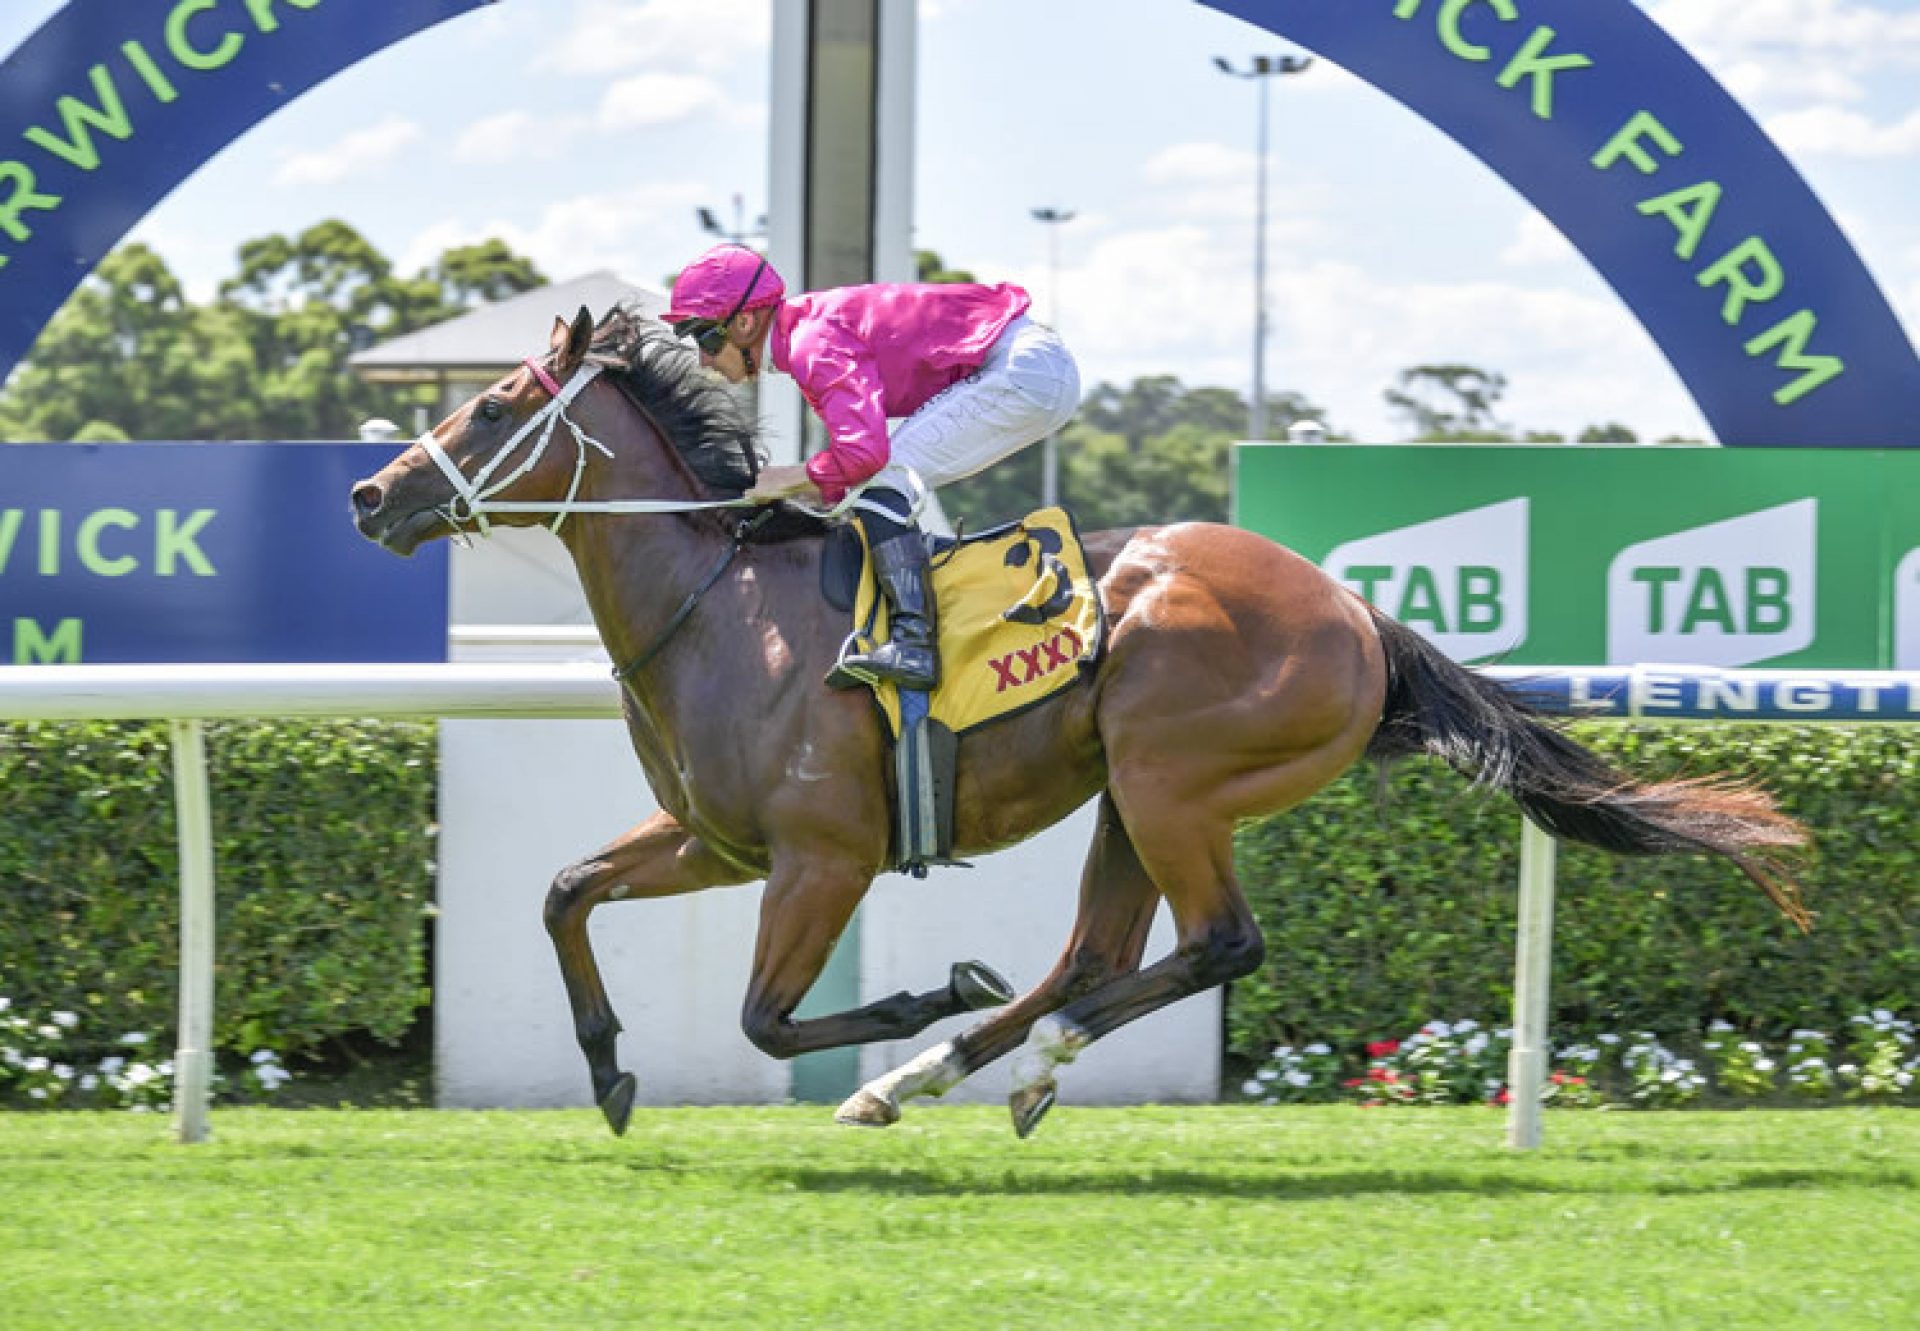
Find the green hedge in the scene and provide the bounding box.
[1230,723,1919,1060]
[0,720,435,1056]
[4,718,1913,1071]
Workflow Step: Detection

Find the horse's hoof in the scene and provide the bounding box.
[951,959,1015,1010]
[1010,1080,1057,1139]
[834,1087,901,1129]
[598,1073,636,1137]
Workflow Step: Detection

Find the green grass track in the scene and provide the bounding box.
[2,1106,1914,1329]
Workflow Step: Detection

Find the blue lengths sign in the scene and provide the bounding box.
[1,442,446,664]
[1204,0,1920,448]
[0,0,493,384]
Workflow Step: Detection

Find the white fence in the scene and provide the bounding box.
[4,661,1914,1145]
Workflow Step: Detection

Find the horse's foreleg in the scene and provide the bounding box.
[737,858,1011,1062]
[837,794,1161,1127]
[544,811,742,1135]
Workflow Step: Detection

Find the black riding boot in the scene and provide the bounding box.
[840,527,941,691]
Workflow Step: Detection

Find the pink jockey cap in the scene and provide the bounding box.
[660,244,786,323]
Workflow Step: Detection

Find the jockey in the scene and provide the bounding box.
[662,243,1081,692]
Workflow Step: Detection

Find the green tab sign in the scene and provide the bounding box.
[1234,445,1920,670]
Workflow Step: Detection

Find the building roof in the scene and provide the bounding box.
[349,271,668,381]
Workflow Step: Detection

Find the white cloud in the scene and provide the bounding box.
[537,0,771,76]
[1501,213,1579,268]
[1643,0,1920,73]
[1138,141,1327,250]
[397,181,711,284]
[1764,105,1920,158]
[1026,220,1707,441]
[275,117,422,187]
[1706,58,1867,108]
[598,73,729,130]
[1269,264,1710,441]
[453,111,589,165]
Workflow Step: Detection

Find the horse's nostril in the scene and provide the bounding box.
[352,482,384,517]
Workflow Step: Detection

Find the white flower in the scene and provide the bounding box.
[1284,1070,1312,1088]
[1597,1033,1621,1045]
[1241,1079,1263,1097]
[51,1011,78,1029]
[120,1032,149,1046]
[1709,1020,1735,1034]
[1304,1043,1330,1056]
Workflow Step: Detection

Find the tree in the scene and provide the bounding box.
[0,245,259,440]
[0,225,547,441]
[1384,364,1510,440]
[433,239,546,307]
[915,249,975,285]
[1577,421,1638,443]
[939,375,1334,531]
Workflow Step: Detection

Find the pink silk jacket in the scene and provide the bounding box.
[768,282,1031,503]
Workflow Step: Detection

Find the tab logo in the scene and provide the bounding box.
[1606,499,1816,667]
[1896,547,1920,671]
[1323,498,1528,662]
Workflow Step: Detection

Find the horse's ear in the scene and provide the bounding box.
[550,306,595,375]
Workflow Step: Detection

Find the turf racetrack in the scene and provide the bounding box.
[3,1106,1914,1328]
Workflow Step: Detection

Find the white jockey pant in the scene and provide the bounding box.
[871,315,1080,495]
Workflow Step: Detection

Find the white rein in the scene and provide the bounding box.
[418,360,757,537]
[417,357,908,538]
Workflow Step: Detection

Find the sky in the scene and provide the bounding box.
[0,0,1915,443]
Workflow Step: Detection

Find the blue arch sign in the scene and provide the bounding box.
[1205,0,1920,446]
[0,0,492,382]
[1,1,1916,447]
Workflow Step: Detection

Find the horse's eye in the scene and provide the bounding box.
[479,398,504,423]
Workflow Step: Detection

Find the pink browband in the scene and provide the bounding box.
[523,357,563,398]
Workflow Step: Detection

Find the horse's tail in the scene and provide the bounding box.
[1362,607,1812,930]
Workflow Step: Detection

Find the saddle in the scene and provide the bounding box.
[821,507,1104,875]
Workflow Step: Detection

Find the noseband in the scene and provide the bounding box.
[417,358,756,537]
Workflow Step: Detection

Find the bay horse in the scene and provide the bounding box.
[350,306,1809,1138]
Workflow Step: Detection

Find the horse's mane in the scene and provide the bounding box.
[585,305,824,542]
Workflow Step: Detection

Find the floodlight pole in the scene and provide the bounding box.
[1214,54,1312,441]
[1030,205,1076,508]
[696,193,768,246]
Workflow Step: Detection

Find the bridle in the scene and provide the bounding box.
[418,357,758,537]
[415,354,799,684]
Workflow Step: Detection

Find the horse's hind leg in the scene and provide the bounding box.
[1004,803,1265,1136]
[544,811,745,1135]
[837,793,1161,1127]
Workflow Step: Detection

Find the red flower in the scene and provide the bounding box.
[1366,1040,1401,1058]
[1342,1077,1365,1089]
[1491,1087,1512,1106]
